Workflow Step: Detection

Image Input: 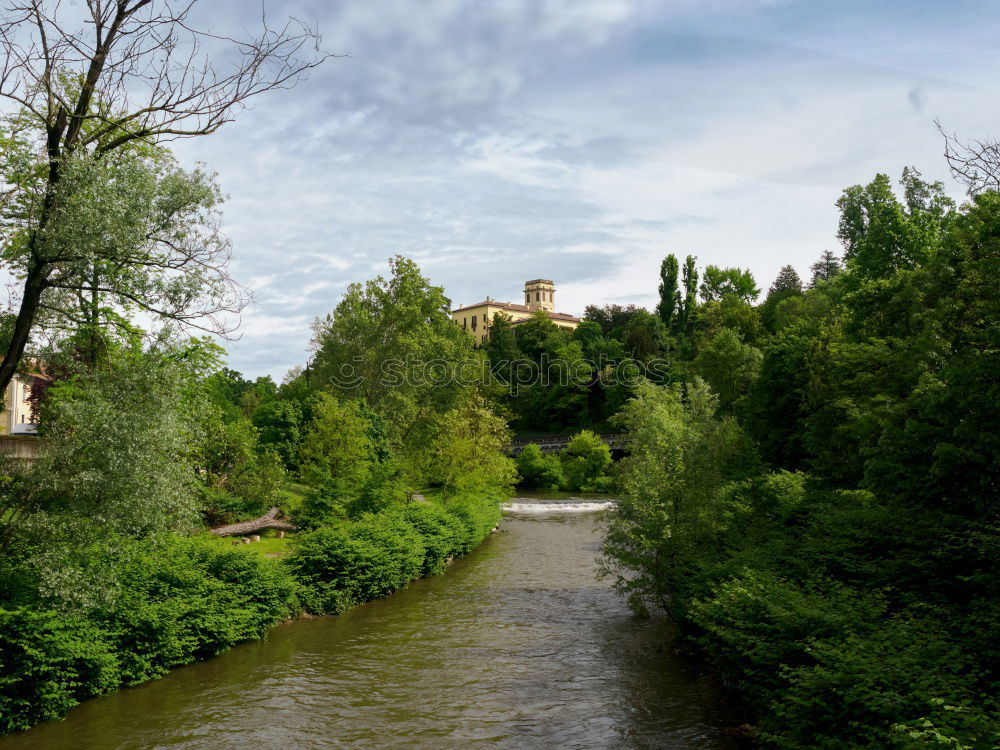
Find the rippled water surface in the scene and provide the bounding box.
[2,499,734,749]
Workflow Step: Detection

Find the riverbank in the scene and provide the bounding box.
[0,491,502,736]
[0,500,735,749]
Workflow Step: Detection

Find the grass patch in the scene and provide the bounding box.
[210,529,294,559]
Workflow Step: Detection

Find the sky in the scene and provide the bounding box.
[165,0,1000,379]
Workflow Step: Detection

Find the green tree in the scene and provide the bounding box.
[865,190,1000,515]
[760,265,804,332]
[561,430,612,492]
[601,379,744,616]
[198,413,284,524]
[656,254,680,330]
[2,347,209,608]
[809,250,843,286]
[298,394,377,501]
[516,444,565,490]
[0,2,324,392]
[679,255,699,335]
[583,304,643,337]
[513,309,564,361]
[837,168,954,280]
[483,312,521,383]
[693,328,762,411]
[699,265,760,304]
[424,396,517,496]
[310,256,480,443]
[252,399,305,470]
[623,309,663,360]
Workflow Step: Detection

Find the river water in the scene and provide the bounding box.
[2,497,734,749]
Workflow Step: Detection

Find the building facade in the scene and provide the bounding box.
[452,279,581,345]
[1,373,40,436]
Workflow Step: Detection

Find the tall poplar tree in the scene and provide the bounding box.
[655,254,680,331]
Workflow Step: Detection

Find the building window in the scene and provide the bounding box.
[536,291,540,301]
[463,317,467,329]
[471,315,477,330]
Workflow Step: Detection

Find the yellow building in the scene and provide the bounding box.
[452,279,581,345]
[0,373,41,436]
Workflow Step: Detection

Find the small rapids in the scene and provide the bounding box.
[504,497,615,513]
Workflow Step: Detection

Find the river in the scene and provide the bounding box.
[1,496,735,749]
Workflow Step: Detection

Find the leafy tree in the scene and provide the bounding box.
[693,328,762,411]
[298,394,377,505]
[516,444,564,490]
[513,309,564,362]
[769,265,803,295]
[252,399,305,470]
[197,413,284,524]
[310,256,479,444]
[561,430,612,492]
[865,189,1000,516]
[482,311,521,382]
[516,339,592,431]
[204,369,255,422]
[3,347,208,608]
[837,168,954,280]
[622,309,663,360]
[0,132,242,362]
[0,1,325,391]
[698,295,764,346]
[743,325,814,469]
[679,255,699,335]
[699,265,760,304]
[424,396,517,496]
[656,254,680,330]
[583,304,643,336]
[601,379,744,616]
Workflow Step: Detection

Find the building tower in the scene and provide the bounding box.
[523,279,555,312]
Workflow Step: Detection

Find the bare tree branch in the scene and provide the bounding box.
[936,119,1000,195]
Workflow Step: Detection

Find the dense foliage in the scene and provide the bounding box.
[0,257,513,735]
[516,429,613,492]
[600,169,1000,747]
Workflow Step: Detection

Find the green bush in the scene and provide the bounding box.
[284,494,500,614]
[688,570,882,715]
[561,430,612,491]
[396,504,467,576]
[764,615,999,749]
[442,492,502,555]
[516,443,564,490]
[285,513,426,614]
[89,536,300,685]
[0,608,118,733]
[0,535,302,733]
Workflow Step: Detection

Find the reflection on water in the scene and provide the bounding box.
[1,500,734,749]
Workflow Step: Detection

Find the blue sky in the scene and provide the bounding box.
[170,0,1000,379]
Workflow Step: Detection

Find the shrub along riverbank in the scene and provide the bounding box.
[0,491,502,734]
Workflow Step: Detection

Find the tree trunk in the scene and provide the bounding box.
[209,507,297,537]
[0,263,50,394]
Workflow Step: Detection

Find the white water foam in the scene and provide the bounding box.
[503,499,615,514]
